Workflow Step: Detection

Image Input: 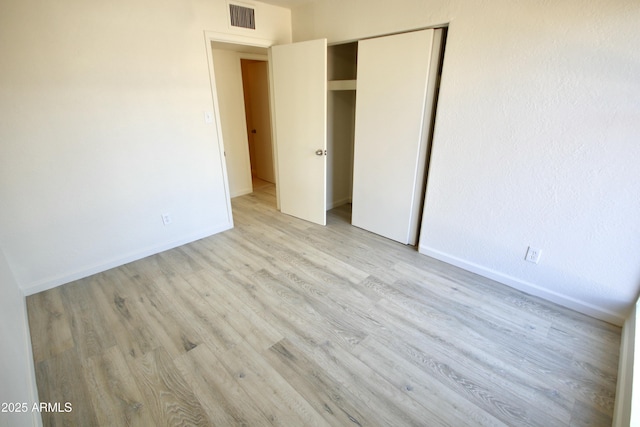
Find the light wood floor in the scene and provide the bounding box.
[251,176,273,191]
[28,184,621,426]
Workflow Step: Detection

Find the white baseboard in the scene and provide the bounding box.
[231,187,253,198]
[22,222,233,296]
[419,245,625,326]
[327,197,352,210]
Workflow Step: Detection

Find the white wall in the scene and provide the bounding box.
[293,0,640,324]
[0,248,40,427]
[212,49,254,197]
[0,0,291,294]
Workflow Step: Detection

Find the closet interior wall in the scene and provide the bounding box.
[326,42,358,210]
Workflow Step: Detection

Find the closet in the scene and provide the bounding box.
[326,42,357,211]
[270,29,444,244]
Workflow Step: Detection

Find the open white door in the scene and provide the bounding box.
[270,39,327,226]
[352,29,435,245]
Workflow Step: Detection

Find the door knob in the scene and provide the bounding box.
[315,149,326,156]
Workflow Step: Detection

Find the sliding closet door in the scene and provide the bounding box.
[351,29,435,245]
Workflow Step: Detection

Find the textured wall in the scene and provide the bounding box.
[293,0,640,324]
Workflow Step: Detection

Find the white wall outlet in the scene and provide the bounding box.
[525,246,542,264]
[161,213,172,225]
[204,110,213,124]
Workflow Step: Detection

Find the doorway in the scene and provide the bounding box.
[209,42,275,199]
[207,28,448,243]
[240,59,275,191]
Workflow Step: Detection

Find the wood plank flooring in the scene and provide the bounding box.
[27,184,621,426]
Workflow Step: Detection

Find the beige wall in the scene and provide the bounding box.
[293,0,640,324]
[0,0,291,294]
[212,49,254,197]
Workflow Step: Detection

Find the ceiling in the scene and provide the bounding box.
[257,0,314,9]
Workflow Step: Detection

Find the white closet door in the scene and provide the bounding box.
[352,29,434,244]
[270,39,327,225]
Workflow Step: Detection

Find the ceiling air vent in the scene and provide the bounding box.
[229,3,256,30]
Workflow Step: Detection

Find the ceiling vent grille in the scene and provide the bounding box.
[229,4,256,30]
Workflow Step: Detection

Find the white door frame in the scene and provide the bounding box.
[203,31,281,211]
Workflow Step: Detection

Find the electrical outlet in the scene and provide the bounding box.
[525,246,542,264]
[161,213,172,225]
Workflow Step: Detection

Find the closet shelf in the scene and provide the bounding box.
[328,80,357,91]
